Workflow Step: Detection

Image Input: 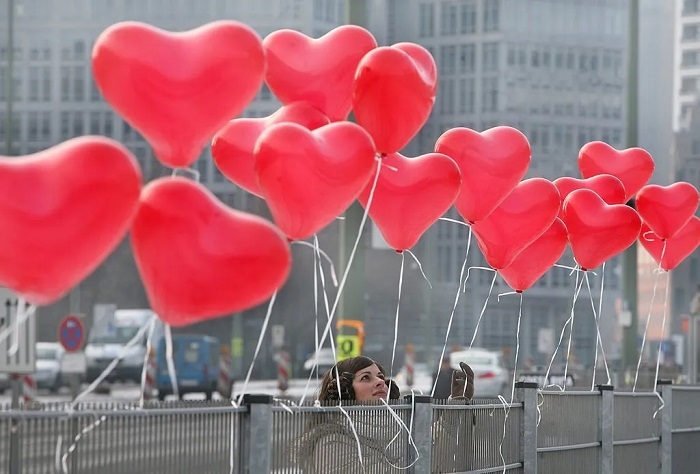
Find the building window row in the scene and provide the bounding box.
[507,45,623,78]
[420,0,499,38]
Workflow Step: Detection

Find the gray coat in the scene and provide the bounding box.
[291,402,475,473]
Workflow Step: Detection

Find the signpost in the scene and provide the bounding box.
[58,315,86,398]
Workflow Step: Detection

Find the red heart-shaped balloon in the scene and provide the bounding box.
[578,141,655,201]
[264,26,377,122]
[353,43,437,154]
[553,174,627,219]
[561,189,642,270]
[636,182,699,240]
[212,102,330,198]
[472,178,560,270]
[435,127,531,223]
[357,152,461,251]
[639,218,700,271]
[131,177,291,326]
[254,122,376,240]
[499,218,568,293]
[93,21,265,168]
[0,137,142,305]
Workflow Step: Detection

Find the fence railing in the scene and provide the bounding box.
[0,383,699,473]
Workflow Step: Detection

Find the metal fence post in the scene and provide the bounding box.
[658,380,673,474]
[405,395,432,474]
[516,381,538,474]
[243,394,273,473]
[9,374,21,474]
[597,384,614,474]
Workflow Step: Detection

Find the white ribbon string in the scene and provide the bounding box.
[404,249,432,289]
[139,317,157,407]
[432,228,472,397]
[653,272,672,418]
[60,414,107,473]
[71,317,154,408]
[586,270,611,390]
[235,291,278,406]
[388,252,405,392]
[634,241,667,392]
[8,297,25,356]
[292,239,339,287]
[164,324,179,400]
[468,272,498,351]
[0,301,35,349]
[381,397,420,470]
[300,158,382,396]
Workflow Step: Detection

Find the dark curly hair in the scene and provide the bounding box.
[316,355,401,401]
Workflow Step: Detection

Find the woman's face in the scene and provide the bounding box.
[352,363,388,401]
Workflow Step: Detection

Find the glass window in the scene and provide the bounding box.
[28,67,40,102]
[482,42,499,72]
[481,76,498,112]
[459,78,475,113]
[459,44,476,73]
[460,1,476,34]
[420,3,435,37]
[441,2,457,36]
[483,0,500,32]
[682,51,699,68]
[41,112,51,140]
[28,112,39,142]
[73,66,84,101]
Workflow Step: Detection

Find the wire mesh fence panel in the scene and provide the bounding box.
[671,387,700,474]
[613,393,660,474]
[537,446,600,474]
[0,400,246,474]
[433,399,522,473]
[537,391,600,449]
[272,400,414,474]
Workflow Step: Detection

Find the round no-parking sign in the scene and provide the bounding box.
[58,315,85,352]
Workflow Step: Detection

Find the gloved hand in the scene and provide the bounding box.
[450,362,475,400]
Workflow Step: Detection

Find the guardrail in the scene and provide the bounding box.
[0,383,698,473]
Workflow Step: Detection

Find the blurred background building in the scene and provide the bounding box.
[0,0,697,382]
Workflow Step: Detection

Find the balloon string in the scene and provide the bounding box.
[404,249,432,289]
[464,266,496,293]
[468,271,498,351]
[164,324,179,400]
[139,317,157,407]
[8,297,25,356]
[301,158,382,397]
[431,227,472,397]
[586,270,611,390]
[652,271,671,418]
[71,317,155,408]
[299,236,336,405]
[388,252,405,390]
[60,414,107,473]
[0,301,34,350]
[438,216,470,227]
[554,263,596,276]
[235,291,278,406]
[292,240,339,287]
[543,270,584,391]
[633,240,667,392]
[171,167,200,182]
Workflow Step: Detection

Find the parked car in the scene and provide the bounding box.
[0,373,9,393]
[450,348,509,398]
[35,342,65,393]
[302,348,337,378]
[156,335,220,400]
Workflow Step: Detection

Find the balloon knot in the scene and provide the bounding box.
[395,249,404,254]
[516,290,523,294]
[581,267,588,272]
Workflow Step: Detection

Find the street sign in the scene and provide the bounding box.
[60,351,87,374]
[336,335,360,360]
[0,293,36,374]
[58,315,85,352]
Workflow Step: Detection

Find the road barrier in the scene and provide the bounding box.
[217,345,233,399]
[0,384,698,473]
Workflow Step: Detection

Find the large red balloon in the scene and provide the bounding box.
[254,122,376,240]
[472,178,560,270]
[92,21,265,168]
[639,218,700,271]
[353,43,437,154]
[0,137,142,305]
[356,152,461,251]
[212,102,330,198]
[131,177,291,326]
[578,141,655,201]
[263,26,377,122]
[553,175,627,218]
[435,127,531,223]
[499,218,568,293]
[636,182,699,240]
[561,189,642,270]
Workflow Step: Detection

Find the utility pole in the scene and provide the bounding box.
[336,0,369,356]
[5,0,15,156]
[622,0,640,387]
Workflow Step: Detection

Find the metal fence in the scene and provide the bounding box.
[0,383,699,473]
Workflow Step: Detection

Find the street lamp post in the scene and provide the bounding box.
[5,0,15,156]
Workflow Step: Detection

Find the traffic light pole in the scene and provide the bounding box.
[622,0,640,386]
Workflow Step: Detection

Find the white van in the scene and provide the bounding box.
[85,309,163,383]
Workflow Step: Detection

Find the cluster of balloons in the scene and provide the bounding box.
[0,20,697,327]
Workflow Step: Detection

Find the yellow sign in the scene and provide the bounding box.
[336,335,360,360]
